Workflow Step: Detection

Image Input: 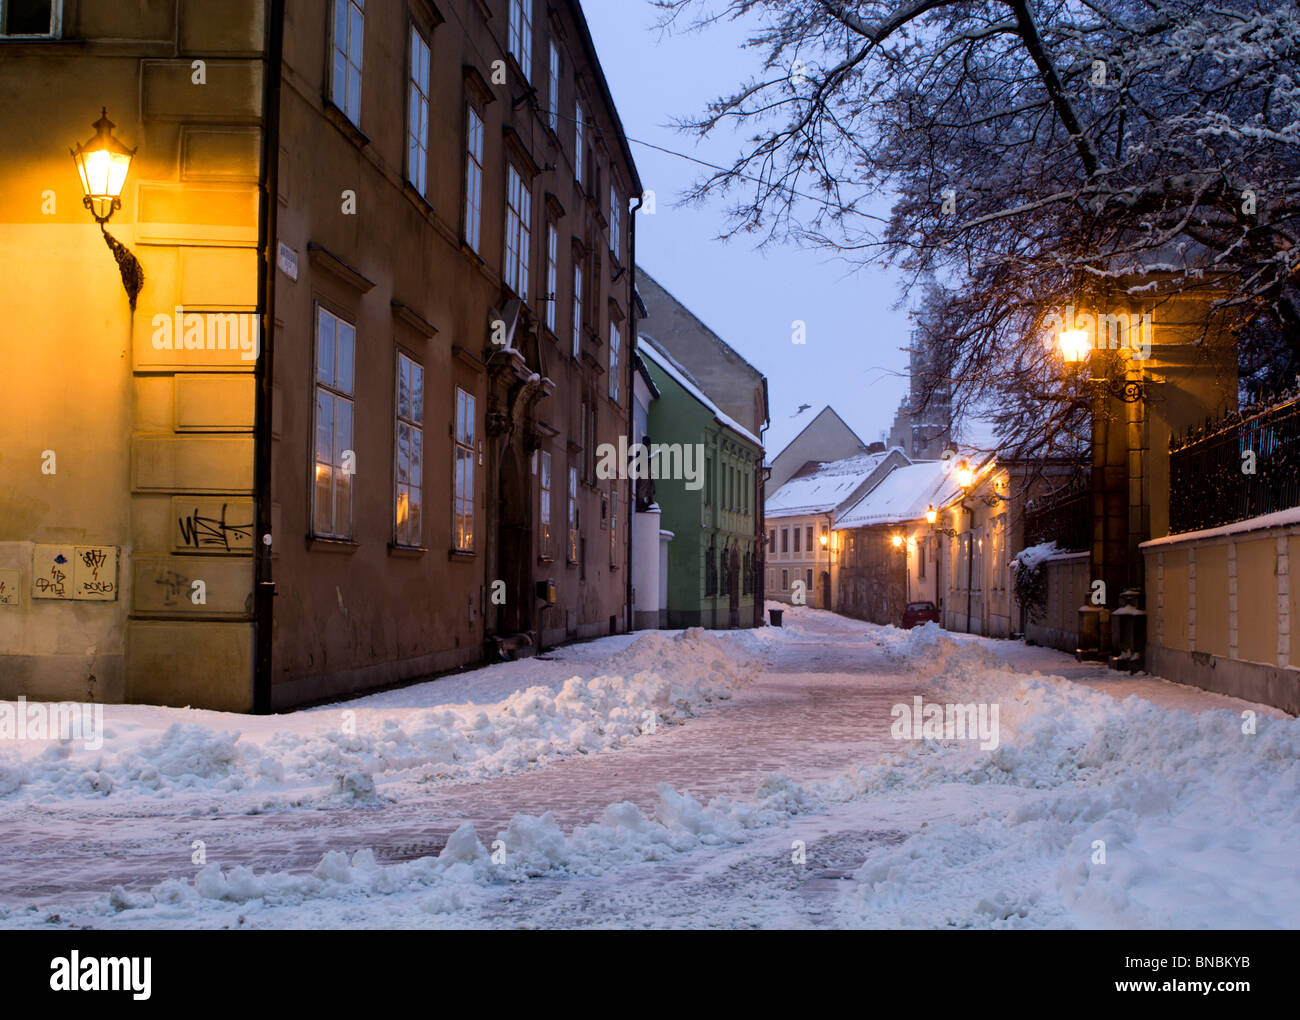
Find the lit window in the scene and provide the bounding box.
[508,0,533,82]
[608,320,621,403]
[464,105,484,252]
[330,0,365,125]
[406,27,430,196]
[545,223,558,333]
[454,387,476,551]
[1,0,60,36]
[539,450,552,557]
[394,352,424,547]
[504,164,532,299]
[547,41,560,132]
[313,308,356,539]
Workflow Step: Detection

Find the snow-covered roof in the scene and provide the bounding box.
[834,460,967,529]
[640,337,762,447]
[765,452,892,517]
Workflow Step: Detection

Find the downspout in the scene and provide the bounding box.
[252,0,285,714]
[626,193,643,633]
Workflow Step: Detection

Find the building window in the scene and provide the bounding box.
[608,319,621,402]
[394,352,424,547]
[793,526,801,554]
[768,529,775,553]
[504,164,532,299]
[545,223,558,334]
[609,489,619,568]
[567,466,579,563]
[610,185,622,260]
[313,308,356,539]
[1,0,60,35]
[508,0,533,82]
[806,569,813,589]
[454,387,476,551]
[780,568,789,591]
[705,541,718,596]
[919,540,927,580]
[806,525,814,553]
[464,104,484,253]
[406,26,430,196]
[539,450,553,558]
[572,262,583,357]
[547,40,560,132]
[704,457,713,505]
[781,528,789,554]
[330,0,365,125]
[574,101,584,188]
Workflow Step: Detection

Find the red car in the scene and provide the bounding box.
[901,601,940,629]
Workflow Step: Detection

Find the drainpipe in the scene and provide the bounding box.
[626,192,643,633]
[252,0,285,714]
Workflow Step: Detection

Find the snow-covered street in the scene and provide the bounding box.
[2,607,1296,929]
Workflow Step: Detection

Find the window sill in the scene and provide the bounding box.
[308,536,359,554]
[322,100,370,148]
[403,182,435,215]
[448,549,477,562]
[538,555,555,565]
[388,543,428,558]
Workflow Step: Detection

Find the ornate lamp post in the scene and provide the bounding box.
[71,108,144,309]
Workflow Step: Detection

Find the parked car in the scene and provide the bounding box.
[901,601,940,629]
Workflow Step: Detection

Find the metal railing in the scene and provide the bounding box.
[1169,391,1300,534]
[1025,478,1091,552]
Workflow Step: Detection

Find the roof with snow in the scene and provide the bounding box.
[834,460,968,529]
[639,337,762,447]
[765,452,893,517]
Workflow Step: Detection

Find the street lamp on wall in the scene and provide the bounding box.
[71,108,144,310]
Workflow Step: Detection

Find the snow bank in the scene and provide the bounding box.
[838,649,1300,928]
[0,628,760,807]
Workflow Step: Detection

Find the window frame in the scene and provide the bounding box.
[453,386,477,553]
[574,100,584,189]
[393,351,425,548]
[567,465,579,564]
[504,162,533,300]
[608,318,621,403]
[312,306,357,541]
[545,222,559,335]
[507,0,533,82]
[547,39,560,132]
[539,449,553,560]
[0,0,61,36]
[572,261,583,358]
[609,183,622,260]
[405,24,431,197]
[330,0,365,126]
[463,102,484,253]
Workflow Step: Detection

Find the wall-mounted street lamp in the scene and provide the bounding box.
[1056,321,1146,403]
[890,533,903,548]
[71,108,143,309]
[955,459,975,489]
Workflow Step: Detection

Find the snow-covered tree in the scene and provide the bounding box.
[659,0,1300,453]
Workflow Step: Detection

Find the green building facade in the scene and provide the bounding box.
[641,343,763,629]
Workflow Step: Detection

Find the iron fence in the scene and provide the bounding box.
[1025,479,1091,552]
[1169,391,1300,534]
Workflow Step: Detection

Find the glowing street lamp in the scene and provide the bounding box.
[925,505,938,525]
[890,533,903,549]
[955,460,974,490]
[71,108,136,224]
[70,108,144,310]
[1059,327,1090,364]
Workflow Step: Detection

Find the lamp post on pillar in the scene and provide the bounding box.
[1057,312,1149,667]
